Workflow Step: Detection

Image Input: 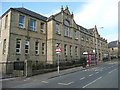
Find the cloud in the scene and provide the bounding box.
[74,0,118,42]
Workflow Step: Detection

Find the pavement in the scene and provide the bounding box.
[1,61,104,82]
[2,60,118,88]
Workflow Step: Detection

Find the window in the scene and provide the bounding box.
[70,45,72,56]
[16,39,21,54]
[25,40,29,54]
[42,43,45,55]
[64,44,67,56]
[18,15,24,28]
[56,23,60,34]
[91,39,93,43]
[86,37,89,42]
[35,42,39,55]
[29,19,36,31]
[75,46,78,56]
[3,39,6,54]
[81,36,84,41]
[40,22,44,32]
[5,15,8,29]
[64,20,70,37]
[74,30,78,39]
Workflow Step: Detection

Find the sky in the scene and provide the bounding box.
[0,0,119,43]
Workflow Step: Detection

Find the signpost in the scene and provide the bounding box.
[55,46,62,74]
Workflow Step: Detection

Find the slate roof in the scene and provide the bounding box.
[108,40,118,48]
[11,7,48,21]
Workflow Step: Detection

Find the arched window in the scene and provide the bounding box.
[64,20,70,37]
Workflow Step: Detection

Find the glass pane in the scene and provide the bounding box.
[16,49,19,53]
[25,45,28,49]
[16,44,20,48]
[19,15,24,25]
[25,50,28,53]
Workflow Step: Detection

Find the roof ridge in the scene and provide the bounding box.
[12,7,48,21]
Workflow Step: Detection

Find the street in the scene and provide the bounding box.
[2,61,119,88]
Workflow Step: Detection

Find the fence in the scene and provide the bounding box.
[0,59,83,77]
[31,59,82,75]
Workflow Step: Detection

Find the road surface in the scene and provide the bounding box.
[2,61,119,88]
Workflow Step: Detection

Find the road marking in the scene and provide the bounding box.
[80,77,85,80]
[82,77,102,88]
[58,81,74,86]
[108,69,117,74]
[41,81,49,83]
[94,69,97,71]
[24,78,30,81]
[89,74,93,77]
[0,78,16,81]
[95,72,99,74]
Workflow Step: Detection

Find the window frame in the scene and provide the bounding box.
[29,18,36,31]
[3,39,6,54]
[42,43,45,55]
[18,15,25,28]
[70,45,72,56]
[75,46,78,56]
[40,22,45,32]
[56,23,60,34]
[16,39,21,54]
[64,44,67,56]
[5,15,8,29]
[64,20,70,37]
[35,41,39,55]
[25,40,29,54]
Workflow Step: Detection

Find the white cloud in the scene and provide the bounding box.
[74,0,118,42]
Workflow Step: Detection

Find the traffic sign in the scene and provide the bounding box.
[55,47,62,53]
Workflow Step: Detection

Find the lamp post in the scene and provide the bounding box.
[95,26,104,64]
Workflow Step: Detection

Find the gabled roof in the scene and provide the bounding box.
[108,40,118,48]
[2,7,48,21]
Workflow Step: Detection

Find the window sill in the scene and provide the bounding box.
[75,38,78,40]
[64,36,72,39]
[28,30,37,33]
[18,26,26,30]
[56,33,61,36]
[42,54,45,56]
[35,54,39,56]
[16,53,21,55]
[25,54,29,56]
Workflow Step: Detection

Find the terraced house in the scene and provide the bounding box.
[0,6,108,74]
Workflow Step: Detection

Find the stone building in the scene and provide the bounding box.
[108,40,118,59]
[0,6,108,74]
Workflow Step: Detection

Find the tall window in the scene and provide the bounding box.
[40,22,44,32]
[29,19,36,31]
[3,39,6,54]
[81,36,84,41]
[42,43,45,55]
[56,23,60,34]
[75,46,78,56]
[64,44,67,56]
[16,39,21,54]
[5,15,8,29]
[64,20,70,37]
[25,40,29,54]
[86,37,89,42]
[74,30,78,39]
[70,45,72,56]
[35,42,39,55]
[18,15,24,28]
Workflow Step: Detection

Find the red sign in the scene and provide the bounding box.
[55,47,62,53]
